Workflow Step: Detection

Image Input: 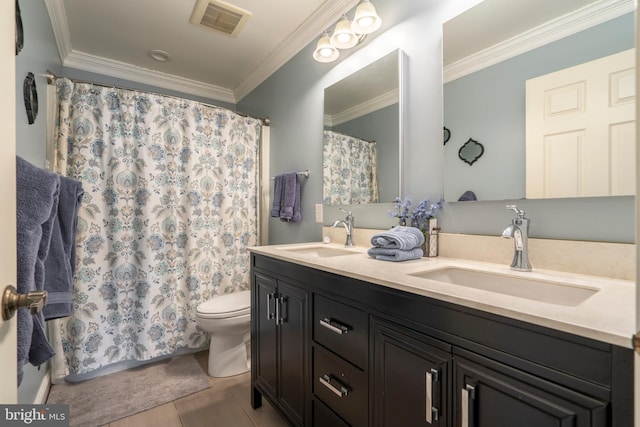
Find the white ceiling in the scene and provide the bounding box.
[45,0,359,103]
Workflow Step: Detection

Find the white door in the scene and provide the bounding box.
[635,8,640,425]
[526,49,636,199]
[0,0,18,403]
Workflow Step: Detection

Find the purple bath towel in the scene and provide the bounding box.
[16,156,59,385]
[291,174,301,223]
[370,226,425,250]
[279,172,301,223]
[279,171,297,220]
[270,174,283,218]
[43,175,84,320]
[367,246,424,262]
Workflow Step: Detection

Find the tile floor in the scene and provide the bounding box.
[107,351,289,427]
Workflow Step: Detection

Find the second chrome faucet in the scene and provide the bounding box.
[502,205,532,271]
[332,208,355,247]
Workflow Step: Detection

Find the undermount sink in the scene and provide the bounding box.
[284,246,357,258]
[410,267,598,306]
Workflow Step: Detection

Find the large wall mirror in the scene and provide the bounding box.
[323,49,404,206]
[443,0,635,202]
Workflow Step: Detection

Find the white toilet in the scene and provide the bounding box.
[196,290,251,377]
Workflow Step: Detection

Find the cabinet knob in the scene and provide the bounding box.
[2,285,48,321]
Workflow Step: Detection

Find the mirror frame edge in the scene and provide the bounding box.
[397,48,406,201]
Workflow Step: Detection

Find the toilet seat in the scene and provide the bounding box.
[197,290,250,319]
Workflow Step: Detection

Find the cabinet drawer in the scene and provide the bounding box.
[314,294,368,368]
[314,346,367,427]
[313,398,350,427]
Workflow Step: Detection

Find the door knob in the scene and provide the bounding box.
[2,285,48,321]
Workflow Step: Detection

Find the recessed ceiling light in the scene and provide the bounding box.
[148,49,171,62]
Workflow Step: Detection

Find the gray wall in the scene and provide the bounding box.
[15,0,63,403]
[239,0,635,244]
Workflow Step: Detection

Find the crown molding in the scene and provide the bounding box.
[324,88,398,127]
[63,51,236,103]
[45,0,356,104]
[444,0,635,83]
[234,0,359,101]
[44,0,72,62]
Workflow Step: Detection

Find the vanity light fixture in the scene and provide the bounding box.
[312,0,382,63]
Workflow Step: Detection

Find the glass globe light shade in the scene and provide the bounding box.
[313,34,339,62]
[351,0,382,34]
[330,15,358,49]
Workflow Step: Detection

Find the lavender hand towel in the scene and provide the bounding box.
[43,175,84,320]
[370,226,425,250]
[367,246,424,262]
[270,174,283,218]
[16,156,59,385]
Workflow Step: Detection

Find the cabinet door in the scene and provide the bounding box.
[253,273,278,400]
[277,280,308,426]
[372,318,452,427]
[454,353,608,427]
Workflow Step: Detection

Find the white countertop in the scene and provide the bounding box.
[250,242,636,349]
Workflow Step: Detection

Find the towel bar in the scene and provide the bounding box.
[271,170,310,180]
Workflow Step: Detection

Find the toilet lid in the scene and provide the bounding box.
[197,290,251,318]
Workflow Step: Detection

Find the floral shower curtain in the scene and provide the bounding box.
[322,130,379,205]
[49,78,261,377]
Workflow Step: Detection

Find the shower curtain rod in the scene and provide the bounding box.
[44,70,270,126]
[326,129,375,143]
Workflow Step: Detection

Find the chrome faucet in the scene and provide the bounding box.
[332,208,355,247]
[501,205,532,271]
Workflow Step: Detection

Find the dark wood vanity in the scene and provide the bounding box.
[250,252,632,426]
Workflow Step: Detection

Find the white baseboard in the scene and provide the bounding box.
[34,369,51,404]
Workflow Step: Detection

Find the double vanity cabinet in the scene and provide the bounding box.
[249,249,633,427]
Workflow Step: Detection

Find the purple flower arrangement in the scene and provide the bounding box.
[388,196,442,231]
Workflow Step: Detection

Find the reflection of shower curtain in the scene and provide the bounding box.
[49,78,261,378]
[322,130,379,205]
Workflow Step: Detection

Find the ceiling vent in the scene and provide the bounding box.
[190,0,252,37]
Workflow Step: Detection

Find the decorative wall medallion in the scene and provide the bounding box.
[443,127,451,145]
[23,72,38,124]
[16,0,24,55]
[458,138,484,165]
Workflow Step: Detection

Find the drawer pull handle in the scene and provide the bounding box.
[266,293,275,320]
[275,296,286,325]
[319,374,349,397]
[319,317,351,335]
[461,384,475,427]
[426,368,439,424]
